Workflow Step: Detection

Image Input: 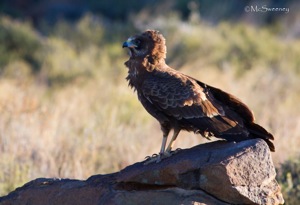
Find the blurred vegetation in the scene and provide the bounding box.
[0,1,300,203]
[277,157,300,204]
[0,0,298,25]
[0,17,42,73]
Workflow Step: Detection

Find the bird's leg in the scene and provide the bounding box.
[159,133,168,155]
[144,124,170,165]
[158,124,171,157]
[155,128,171,163]
[166,128,180,153]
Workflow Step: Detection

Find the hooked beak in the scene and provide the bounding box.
[122,38,137,48]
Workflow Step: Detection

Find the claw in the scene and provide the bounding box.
[152,153,158,157]
[144,153,159,160]
[143,151,174,165]
[144,155,160,165]
[170,148,181,154]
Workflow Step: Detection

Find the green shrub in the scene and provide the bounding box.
[50,14,105,50]
[277,157,300,204]
[0,16,42,73]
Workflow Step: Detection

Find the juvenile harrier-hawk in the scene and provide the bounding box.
[122,30,274,162]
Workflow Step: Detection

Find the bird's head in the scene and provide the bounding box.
[122,30,166,63]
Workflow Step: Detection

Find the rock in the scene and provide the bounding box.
[0,139,284,205]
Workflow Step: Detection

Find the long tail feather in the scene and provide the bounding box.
[247,123,275,151]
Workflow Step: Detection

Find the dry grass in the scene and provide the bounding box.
[0,15,300,197]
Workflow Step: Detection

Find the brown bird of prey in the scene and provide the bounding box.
[122,30,275,162]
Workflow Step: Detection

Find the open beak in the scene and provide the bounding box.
[122,38,137,48]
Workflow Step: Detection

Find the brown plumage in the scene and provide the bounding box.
[122,30,275,160]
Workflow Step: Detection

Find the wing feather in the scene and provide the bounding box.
[194,78,255,122]
[141,70,223,120]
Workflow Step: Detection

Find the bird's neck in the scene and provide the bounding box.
[125,56,166,89]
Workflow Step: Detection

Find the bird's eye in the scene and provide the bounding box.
[135,40,141,49]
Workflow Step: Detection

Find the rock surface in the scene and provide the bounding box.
[0,139,284,205]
